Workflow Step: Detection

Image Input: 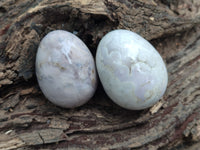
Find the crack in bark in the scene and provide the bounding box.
[38,132,45,144]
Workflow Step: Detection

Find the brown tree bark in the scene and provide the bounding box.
[0,0,200,149]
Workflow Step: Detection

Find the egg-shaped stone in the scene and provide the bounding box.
[96,29,168,110]
[36,30,97,108]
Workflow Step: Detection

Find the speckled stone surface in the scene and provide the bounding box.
[36,30,97,108]
[96,29,168,110]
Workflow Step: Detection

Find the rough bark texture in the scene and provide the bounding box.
[0,0,200,149]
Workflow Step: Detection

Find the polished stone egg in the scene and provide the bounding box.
[36,30,97,108]
[96,29,168,110]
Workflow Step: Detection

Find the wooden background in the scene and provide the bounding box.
[0,0,200,149]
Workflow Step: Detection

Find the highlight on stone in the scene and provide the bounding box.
[36,30,97,108]
[96,29,168,110]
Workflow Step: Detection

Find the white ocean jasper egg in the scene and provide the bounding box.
[36,30,97,108]
[96,29,168,110]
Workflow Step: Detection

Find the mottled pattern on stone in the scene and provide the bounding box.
[96,30,168,110]
[36,30,97,108]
